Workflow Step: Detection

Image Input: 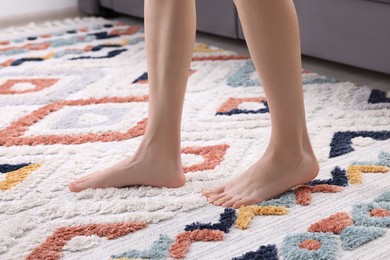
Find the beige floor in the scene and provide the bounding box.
[2,12,389,91]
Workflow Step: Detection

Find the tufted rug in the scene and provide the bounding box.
[0,17,389,260]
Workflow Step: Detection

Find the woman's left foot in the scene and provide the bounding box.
[202,147,319,209]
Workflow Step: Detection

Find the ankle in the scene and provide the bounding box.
[268,133,315,158]
[143,121,181,144]
[261,143,319,180]
[266,138,303,157]
[138,134,181,159]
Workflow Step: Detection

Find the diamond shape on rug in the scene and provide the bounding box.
[0,78,59,94]
[283,232,340,260]
[340,226,386,250]
[0,96,148,146]
[181,144,229,173]
[53,108,126,129]
[32,103,147,135]
[352,202,390,227]
[0,69,105,106]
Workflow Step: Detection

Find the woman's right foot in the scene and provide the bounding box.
[68,140,186,192]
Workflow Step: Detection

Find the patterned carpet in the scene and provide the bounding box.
[0,17,389,260]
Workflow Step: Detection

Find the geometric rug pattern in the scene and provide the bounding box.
[0,17,389,259]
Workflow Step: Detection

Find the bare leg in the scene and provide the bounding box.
[203,0,319,208]
[68,0,196,192]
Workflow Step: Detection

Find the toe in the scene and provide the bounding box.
[68,175,95,192]
[201,189,213,196]
[207,193,227,203]
[68,182,83,192]
[71,175,89,183]
[202,185,225,197]
[232,198,256,209]
[221,197,239,208]
[213,195,233,206]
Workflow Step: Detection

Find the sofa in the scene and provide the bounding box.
[79,0,390,75]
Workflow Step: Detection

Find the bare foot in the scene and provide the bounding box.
[202,146,319,209]
[68,140,185,192]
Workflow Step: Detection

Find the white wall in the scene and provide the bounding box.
[0,0,78,19]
